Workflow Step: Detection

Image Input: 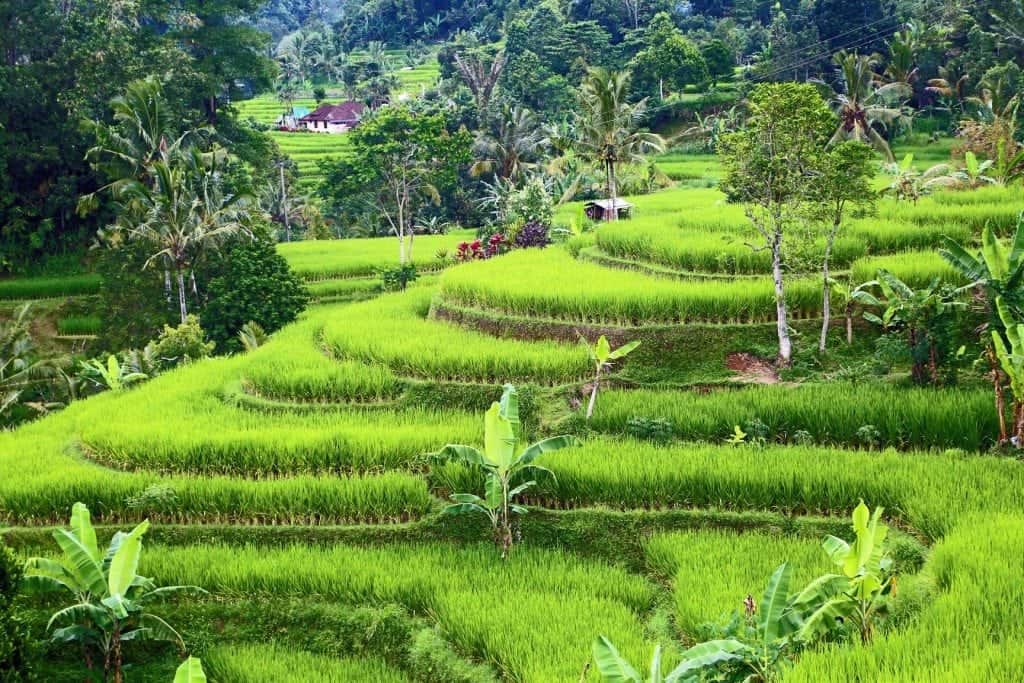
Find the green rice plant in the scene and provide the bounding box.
[56,315,102,336]
[141,542,656,682]
[848,218,971,253]
[305,277,382,301]
[595,219,865,275]
[850,252,965,288]
[644,530,833,634]
[322,288,591,384]
[520,439,1024,539]
[241,317,399,402]
[0,273,101,300]
[205,644,406,683]
[9,346,479,476]
[439,249,824,325]
[78,393,479,475]
[586,384,996,451]
[278,231,471,281]
[0,416,435,524]
[877,190,1024,235]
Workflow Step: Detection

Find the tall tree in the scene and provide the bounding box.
[573,68,665,220]
[720,82,835,365]
[828,51,911,163]
[318,107,472,263]
[629,12,709,99]
[809,141,877,353]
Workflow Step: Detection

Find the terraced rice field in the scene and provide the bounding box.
[6,169,1024,681]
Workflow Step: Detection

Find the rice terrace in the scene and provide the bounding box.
[3,1,1024,682]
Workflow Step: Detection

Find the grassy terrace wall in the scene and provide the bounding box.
[5,179,1024,681]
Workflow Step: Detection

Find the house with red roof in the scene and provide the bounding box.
[298,101,366,133]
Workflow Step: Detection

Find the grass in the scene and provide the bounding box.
[645,530,835,633]
[587,384,996,451]
[594,215,866,275]
[56,315,102,336]
[851,251,965,288]
[206,644,407,683]
[322,287,591,384]
[278,231,471,281]
[143,542,656,682]
[505,438,1024,540]
[0,273,100,300]
[440,248,825,325]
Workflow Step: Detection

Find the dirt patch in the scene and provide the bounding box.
[726,352,779,384]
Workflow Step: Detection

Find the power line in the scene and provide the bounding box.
[741,0,933,83]
[753,24,901,82]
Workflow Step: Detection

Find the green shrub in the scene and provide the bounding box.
[0,540,30,680]
[202,236,309,352]
[151,316,215,368]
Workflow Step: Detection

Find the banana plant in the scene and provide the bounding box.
[591,635,746,683]
[795,501,894,645]
[856,270,966,385]
[593,563,807,682]
[434,385,580,559]
[583,335,641,420]
[79,354,148,392]
[829,277,880,345]
[174,657,207,682]
[955,151,997,188]
[21,503,204,683]
[940,219,1024,442]
[992,296,1024,444]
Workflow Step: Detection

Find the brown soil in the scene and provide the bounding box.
[726,352,779,384]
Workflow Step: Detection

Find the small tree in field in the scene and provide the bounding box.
[719,83,836,365]
[809,141,877,353]
[319,107,472,265]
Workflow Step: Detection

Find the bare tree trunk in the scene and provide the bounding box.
[771,232,792,365]
[819,240,833,354]
[176,270,188,324]
[846,309,854,345]
[164,268,173,306]
[586,366,602,420]
[606,161,618,222]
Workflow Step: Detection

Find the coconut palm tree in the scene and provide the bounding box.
[79,78,200,210]
[573,67,665,220]
[115,149,251,323]
[829,51,911,163]
[470,105,547,181]
[883,21,930,87]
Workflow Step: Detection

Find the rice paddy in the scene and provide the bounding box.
[6,158,1024,682]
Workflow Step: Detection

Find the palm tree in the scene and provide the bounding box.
[116,150,251,323]
[829,51,911,163]
[79,78,199,209]
[573,67,665,220]
[470,105,546,181]
[883,22,923,86]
